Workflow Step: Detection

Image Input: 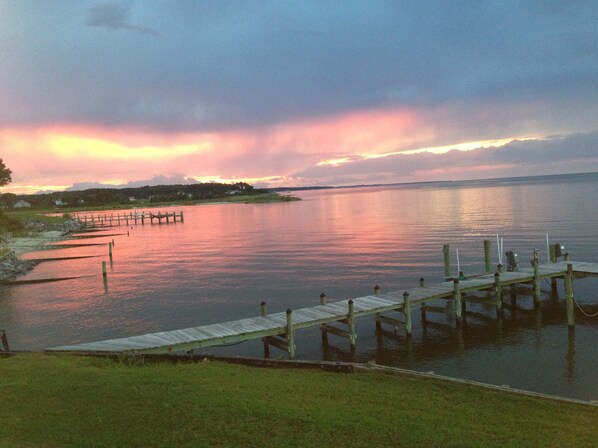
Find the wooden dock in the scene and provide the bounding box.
[72,211,184,227]
[47,260,598,358]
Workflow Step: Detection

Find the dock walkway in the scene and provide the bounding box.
[47,260,598,358]
[72,211,184,227]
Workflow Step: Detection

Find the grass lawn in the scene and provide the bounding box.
[0,354,597,447]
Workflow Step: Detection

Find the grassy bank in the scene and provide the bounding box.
[0,354,597,447]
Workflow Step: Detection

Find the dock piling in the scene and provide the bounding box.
[403,292,412,336]
[453,280,462,325]
[374,286,382,331]
[484,240,491,273]
[348,300,356,351]
[260,301,270,357]
[494,272,502,316]
[108,242,113,259]
[0,329,9,351]
[443,244,451,278]
[565,263,575,329]
[533,250,541,306]
[286,309,296,359]
[102,261,107,278]
[319,294,328,342]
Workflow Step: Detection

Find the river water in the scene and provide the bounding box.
[3,173,598,400]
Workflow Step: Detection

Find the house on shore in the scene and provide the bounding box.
[14,200,31,208]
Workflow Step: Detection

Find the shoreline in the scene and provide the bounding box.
[1,220,82,280]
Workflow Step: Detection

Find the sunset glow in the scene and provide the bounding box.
[1,2,597,193]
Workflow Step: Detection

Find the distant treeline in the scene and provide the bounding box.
[2,182,263,208]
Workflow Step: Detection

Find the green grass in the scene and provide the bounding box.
[0,354,597,447]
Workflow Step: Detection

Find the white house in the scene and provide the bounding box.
[14,200,31,208]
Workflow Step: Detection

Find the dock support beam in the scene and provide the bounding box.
[532,250,541,306]
[419,278,427,324]
[443,244,451,278]
[494,272,502,316]
[403,292,412,336]
[374,285,382,331]
[286,309,296,359]
[453,280,462,325]
[565,263,575,329]
[0,329,9,351]
[484,240,491,273]
[320,293,328,342]
[348,300,356,351]
[260,301,270,357]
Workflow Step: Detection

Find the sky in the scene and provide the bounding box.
[1,1,598,194]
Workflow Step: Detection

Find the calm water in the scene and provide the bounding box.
[3,173,598,400]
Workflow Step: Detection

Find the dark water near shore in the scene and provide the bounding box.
[2,173,598,400]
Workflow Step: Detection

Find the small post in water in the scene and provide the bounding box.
[108,242,113,259]
[102,261,107,278]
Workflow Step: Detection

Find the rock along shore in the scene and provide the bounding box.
[0,219,82,281]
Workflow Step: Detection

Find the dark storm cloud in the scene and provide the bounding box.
[1,0,597,137]
[87,2,160,36]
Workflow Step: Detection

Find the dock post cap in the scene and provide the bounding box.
[260,301,266,306]
[286,308,292,314]
[348,299,354,304]
[320,293,326,298]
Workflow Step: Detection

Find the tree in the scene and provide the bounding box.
[0,159,12,187]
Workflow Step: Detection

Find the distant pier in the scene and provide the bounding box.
[72,210,184,227]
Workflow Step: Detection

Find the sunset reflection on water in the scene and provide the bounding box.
[3,175,598,400]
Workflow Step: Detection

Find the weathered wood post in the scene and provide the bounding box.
[320,293,327,305]
[374,285,382,331]
[497,263,503,274]
[260,301,270,357]
[443,244,451,278]
[102,261,107,278]
[286,308,296,359]
[484,240,492,273]
[348,299,356,351]
[564,252,570,262]
[533,249,541,306]
[319,293,328,342]
[565,263,575,329]
[453,280,462,325]
[419,277,427,323]
[108,242,113,259]
[494,272,502,317]
[180,211,184,223]
[0,329,9,351]
[549,245,556,263]
[403,291,412,336]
